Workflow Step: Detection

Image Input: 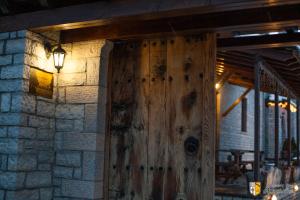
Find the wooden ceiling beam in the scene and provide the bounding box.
[218,33,300,50]
[51,3,300,43]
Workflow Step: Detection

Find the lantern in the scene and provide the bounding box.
[53,45,66,73]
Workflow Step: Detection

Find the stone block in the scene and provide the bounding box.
[55,104,84,119]
[73,168,81,179]
[9,32,17,39]
[38,151,54,163]
[17,30,27,38]
[37,128,54,140]
[38,164,51,171]
[0,79,23,92]
[8,154,37,171]
[83,151,104,181]
[6,39,26,54]
[0,127,7,137]
[0,172,25,189]
[85,104,98,132]
[74,119,84,132]
[1,155,7,170]
[1,65,28,79]
[86,57,100,85]
[0,113,27,126]
[40,188,53,200]
[58,87,66,103]
[58,73,86,86]
[56,119,74,132]
[28,115,50,128]
[8,126,36,139]
[37,101,55,117]
[54,166,73,178]
[61,179,103,199]
[66,86,99,103]
[1,93,11,112]
[61,58,87,74]
[0,32,9,40]
[11,93,36,113]
[56,151,81,167]
[0,138,19,154]
[0,41,4,54]
[63,132,105,151]
[26,171,52,188]
[13,54,24,65]
[6,189,39,200]
[72,41,103,58]
[24,140,53,151]
[0,55,12,66]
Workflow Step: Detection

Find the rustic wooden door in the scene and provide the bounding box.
[107,34,216,200]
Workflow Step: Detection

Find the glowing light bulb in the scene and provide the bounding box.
[215,83,220,89]
[270,194,277,200]
[294,184,299,192]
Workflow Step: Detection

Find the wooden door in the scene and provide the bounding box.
[107,34,216,200]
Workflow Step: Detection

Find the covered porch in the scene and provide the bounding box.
[215,47,300,200]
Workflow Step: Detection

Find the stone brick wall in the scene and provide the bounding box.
[0,31,56,200]
[53,40,112,200]
[0,30,112,200]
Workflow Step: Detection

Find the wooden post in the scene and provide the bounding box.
[216,92,221,163]
[287,96,291,166]
[254,61,261,181]
[297,99,300,166]
[275,89,279,167]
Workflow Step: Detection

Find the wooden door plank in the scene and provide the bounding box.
[109,42,149,199]
[200,33,216,200]
[148,38,168,200]
[127,40,150,200]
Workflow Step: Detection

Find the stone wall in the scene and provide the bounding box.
[0,31,56,199]
[0,30,112,200]
[53,39,112,200]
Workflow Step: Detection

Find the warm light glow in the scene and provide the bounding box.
[294,184,299,192]
[268,194,277,200]
[215,83,220,89]
[266,99,297,113]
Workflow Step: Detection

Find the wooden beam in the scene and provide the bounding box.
[275,87,279,167]
[297,99,300,166]
[254,60,261,182]
[218,33,300,50]
[287,96,292,166]
[222,88,252,117]
[48,3,300,43]
[216,71,233,92]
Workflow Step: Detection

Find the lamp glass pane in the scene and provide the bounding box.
[59,53,65,66]
[54,53,59,67]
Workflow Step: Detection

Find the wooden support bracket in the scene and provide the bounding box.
[222,88,252,117]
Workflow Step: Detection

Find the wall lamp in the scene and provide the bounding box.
[44,42,66,73]
[53,45,66,73]
[266,96,297,113]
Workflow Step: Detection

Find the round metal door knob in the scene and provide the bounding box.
[184,136,199,156]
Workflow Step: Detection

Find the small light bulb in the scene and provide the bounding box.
[270,194,277,200]
[294,184,299,192]
[215,83,220,89]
